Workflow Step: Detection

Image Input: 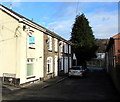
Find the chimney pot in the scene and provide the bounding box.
[10,4,12,10]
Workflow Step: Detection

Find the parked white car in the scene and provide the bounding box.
[68,66,86,77]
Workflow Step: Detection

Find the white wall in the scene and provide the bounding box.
[0,10,44,84]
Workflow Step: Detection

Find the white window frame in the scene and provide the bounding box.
[66,43,68,53]
[64,57,68,73]
[64,43,66,53]
[48,35,52,51]
[54,38,58,52]
[69,45,71,54]
[69,57,72,68]
[26,58,34,77]
[54,56,58,76]
[47,57,53,74]
[60,56,63,70]
[60,41,63,53]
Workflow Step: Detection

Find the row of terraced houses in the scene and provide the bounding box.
[0,4,72,86]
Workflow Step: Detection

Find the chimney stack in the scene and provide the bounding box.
[10,4,12,10]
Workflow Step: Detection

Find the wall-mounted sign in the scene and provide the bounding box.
[29,36,35,44]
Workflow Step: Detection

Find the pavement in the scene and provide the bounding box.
[2,74,68,95]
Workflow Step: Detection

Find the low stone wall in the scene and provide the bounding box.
[1,77,20,86]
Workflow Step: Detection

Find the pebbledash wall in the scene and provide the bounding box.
[0,4,72,86]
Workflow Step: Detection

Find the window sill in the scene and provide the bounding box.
[29,47,35,49]
[26,76,35,79]
[47,72,53,75]
[48,49,52,52]
[54,51,58,53]
[64,52,69,54]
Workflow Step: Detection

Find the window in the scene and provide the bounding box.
[47,57,53,74]
[59,56,63,71]
[69,45,71,54]
[60,41,63,53]
[64,57,68,73]
[69,57,72,68]
[64,43,68,53]
[27,58,34,76]
[54,38,58,52]
[48,35,52,51]
[66,44,68,53]
[64,43,66,53]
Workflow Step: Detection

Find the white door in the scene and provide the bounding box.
[55,56,58,76]
[66,57,68,73]
[69,57,72,68]
[64,57,68,73]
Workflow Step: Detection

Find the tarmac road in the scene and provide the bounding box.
[2,68,120,101]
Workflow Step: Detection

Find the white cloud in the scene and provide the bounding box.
[42,17,49,20]
[47,19,74,40]
[46,9,118,40]
[46,10,118,39]
[86,10,118,38]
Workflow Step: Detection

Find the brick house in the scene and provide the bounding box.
[105,33,120,71]
[105,33,120,94]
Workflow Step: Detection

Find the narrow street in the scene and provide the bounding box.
[2,68,120,101]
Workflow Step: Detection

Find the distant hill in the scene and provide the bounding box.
[95,39,109,53]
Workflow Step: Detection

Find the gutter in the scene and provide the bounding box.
[0,5,23,22]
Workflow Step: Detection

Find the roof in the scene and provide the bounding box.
[112,33,120,39]
[96,39,109,53]
[106,33,120,52]
[105,38,114,52]
[0,4,71,44]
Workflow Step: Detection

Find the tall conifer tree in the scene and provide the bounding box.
[71,13,98,68]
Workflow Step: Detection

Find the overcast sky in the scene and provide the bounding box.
[1,0,119,40]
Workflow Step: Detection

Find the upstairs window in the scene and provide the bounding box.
[69,45,71,54]
[54,38,58,52]
[66,44,68,53]
[64,43,68,53]
[64,43,66,53]
[60,41,63,53]
[48,35,52,51]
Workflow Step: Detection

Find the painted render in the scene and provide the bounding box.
[0,4,72,85]
[0,6,44,85]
